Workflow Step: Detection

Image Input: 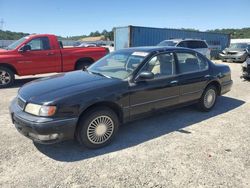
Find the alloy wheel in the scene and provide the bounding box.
[87,115,114,144]
[0,70,11,85]
[204,89,216,109]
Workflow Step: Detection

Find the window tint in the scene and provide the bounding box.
[177,41,188,48]
[26,37,51,50]
[176,52,208,73]
[187,41,208,49]
[141,53,175,78]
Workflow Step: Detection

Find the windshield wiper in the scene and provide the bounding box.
[88,70,111,78]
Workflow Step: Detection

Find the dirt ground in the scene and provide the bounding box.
[0,60,249,188]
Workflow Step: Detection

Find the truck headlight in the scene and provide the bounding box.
[25,103,56,117]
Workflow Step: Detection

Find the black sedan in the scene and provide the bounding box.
[9,46,233,148]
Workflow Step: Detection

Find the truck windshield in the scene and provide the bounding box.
[87,50,148,79]
[229,43,248,49]
[6,36,29,50]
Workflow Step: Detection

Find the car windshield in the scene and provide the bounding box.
[157,40,178,46]
[229,43,248,49]
[87,50,149,79]
[5,36,29,50]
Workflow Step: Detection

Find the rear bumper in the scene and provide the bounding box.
[9,98,78,144]
[221,80,233,95]
[219,53,247,62]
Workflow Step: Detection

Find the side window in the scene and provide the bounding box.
[187,41,198,49]
[177,41,187,48]
[141,53,175,78]
[26,37,51,51]
[187,41,208,49]
[194,41,208,48]
[176,52,208,73]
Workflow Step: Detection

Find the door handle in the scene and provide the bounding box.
[170,80,178,84]
[47,52,54,56]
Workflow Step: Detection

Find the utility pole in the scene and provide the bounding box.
[0,19,4,30]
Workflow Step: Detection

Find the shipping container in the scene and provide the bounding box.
[114,26,230,58]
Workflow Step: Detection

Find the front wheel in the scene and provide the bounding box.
[0,67,15,88]
[197,85,218,112]
[76,61,92,71]
[76,107,119,149]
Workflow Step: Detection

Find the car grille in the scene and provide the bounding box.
[17,97,26,110]
[227,52,237,55]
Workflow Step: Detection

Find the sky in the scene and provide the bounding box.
[0,0,249,37]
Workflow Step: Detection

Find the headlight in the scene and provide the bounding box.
[25,103,56,117]
[242,61,247,67]
[237,51,246,55]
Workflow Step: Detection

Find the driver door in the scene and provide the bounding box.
[16,37,61,75]
[129,52,180,119]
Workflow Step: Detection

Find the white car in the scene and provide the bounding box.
[158,39,211,59]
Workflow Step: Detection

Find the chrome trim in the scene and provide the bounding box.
[131,95,179,108]
[180,90,203,96]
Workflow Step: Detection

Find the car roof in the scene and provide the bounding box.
[163,39,206,42]
[117,46,193,53]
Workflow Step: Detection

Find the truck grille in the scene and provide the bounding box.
[17,97,26,110]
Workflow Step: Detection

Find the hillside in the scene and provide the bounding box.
[0,30,29,40]
[207,28,250,39]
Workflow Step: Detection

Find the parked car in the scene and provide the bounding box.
[77,43,98,47]
[219,43,250,62]
[9,46,232,148]
[241,58,250,79]
[0,34,109,88]
[157,39,211,59]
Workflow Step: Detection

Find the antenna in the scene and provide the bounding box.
[0,19,5,30]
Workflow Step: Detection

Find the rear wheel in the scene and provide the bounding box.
[0,67,14,88]
[198,85,218,112]
[76,107,119,149]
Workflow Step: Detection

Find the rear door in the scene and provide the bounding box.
[16,37,61,75]
[175,51,210,103]
[129,52,180,118]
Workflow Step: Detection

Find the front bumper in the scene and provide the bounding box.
[9,98,78,144]
[219,53,247,62]
[242,64,250,78]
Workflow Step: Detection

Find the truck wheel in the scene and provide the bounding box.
[0,67,15,88]
[76,107,119,149]
[76,61,92,70]
[197,85,218,112]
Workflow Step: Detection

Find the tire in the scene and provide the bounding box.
[76,107,119,149]
[0,66,15,88]
[76,61,92,70]
[197,85,218,112]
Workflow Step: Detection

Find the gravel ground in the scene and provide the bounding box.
[0,61,249,188]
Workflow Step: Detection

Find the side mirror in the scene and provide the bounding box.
[19,45,31,52]
[135,71,154,82]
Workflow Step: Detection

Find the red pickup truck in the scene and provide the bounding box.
[0,34,109,88]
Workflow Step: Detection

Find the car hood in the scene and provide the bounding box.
[19,71,120,103]
[224,48,245,53]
